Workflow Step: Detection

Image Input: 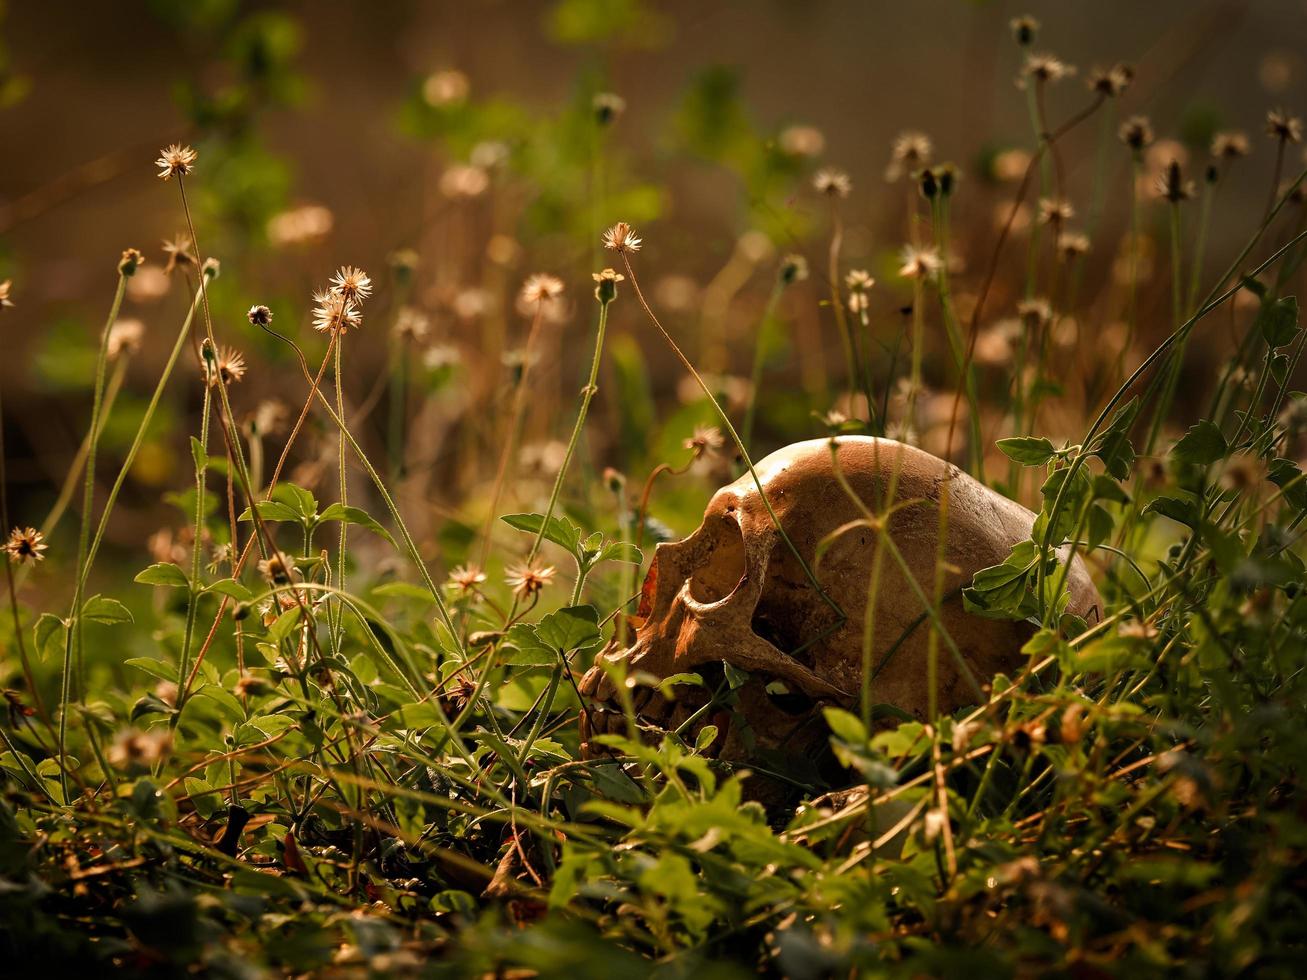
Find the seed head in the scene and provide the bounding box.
[257,553,295,585]
[506,562,556,599]
[1156,160,1195,202]
[118,248,145,277]
[155,144,197,180]
[845,269,875,291]
[1016,298,1053,325]
[779,254,809,285]
[1267,108,1303,143]
[885,131,933,182]
[1057,231,1090,259]
[603,221,642,253]
[1009,15,1039,46]
[593,92,626,125]
[107,319,144,360]
[448,565,488,594]
[1037,197,1075,227]
[683,425,725,459]
[312,288,362,334]
[897,245,944,280]
[1118,115,1155,153]
[1088,63,1133,97]
[394,306,430,342]
[1020,53,1075,88]
[521,273,565,306]
[592,268,624,303]
[5,527,46,564]
[1211,130,1250,160]
[813,167,852,198]
[330,266,373,304]
[247,305,273,327]
[162,235,196,276]
[205,345,247,387]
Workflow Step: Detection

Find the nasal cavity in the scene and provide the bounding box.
[687,518,747,603]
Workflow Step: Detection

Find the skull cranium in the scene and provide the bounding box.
[579,437,1101,773]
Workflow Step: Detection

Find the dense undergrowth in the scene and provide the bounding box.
[2,5,1307,977]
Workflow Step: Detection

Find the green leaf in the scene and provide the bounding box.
[502,605,604,666]
[1256,295,1299,348]
[238,500,302,524]
[1143,493,1200,528]
[205,578,253,602]
[271,482,319,522]
[597,540,644,565]
[125,658,178,683]
[189,436,208,473]
[134,562,191,589]
[33,613,66,661]
[81,595,133,625]
[372,581,435,601]
[694,725,719,752]
[1172,419,1227,466]
[317,503,395,545]
[996,436,1056,466]
[822,707,868,746]
[501,512,582,557]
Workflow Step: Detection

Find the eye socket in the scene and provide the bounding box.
[687,518,746,603]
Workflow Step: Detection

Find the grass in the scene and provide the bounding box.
[2,8,1307,977]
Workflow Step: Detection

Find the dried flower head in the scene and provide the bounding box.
[1016,297,1053,325]
[1156,160,1195,202]
[330,266,373,304]
[603,221,642,253]
[257,553,295,585]
[1057,231,1090,259]
[506,562,556,599]
[107,319,144,360]
[521,273,565,306]
[780,254,809,285]
[1266,108,1304,144]
[593,92,626,125]
[312,288,362,334]
[1037,197,1075,227]
[247,305,273,327]
[1020,53,1075,87]
[886,131,933,182]
[1118,115,1155,153]
[684,425,725,458]
[897,245,944,280]
[813,168,852,198]
[1211,130,1251,160]
[1088,63,1133,97]
[448,565,488,594]
[162,235,196,276]
[845,269,875,291]
[5,527,46,564]
[205,345,247,387]
[0,280,14,310]
[118,248,145,277]
[1009,15,1039,46]
[592,267,624,302]
[155,144,197,180]
[394,306,430,342]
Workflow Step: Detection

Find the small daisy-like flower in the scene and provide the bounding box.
[521,273,565,306]
[885,131,933,182]
[206,541,234,574]
[845,269,875,291]
[1156,160,1195,202]
[247,305,273,326]
[1020,53,1075,87]
[1118,115,1155,152]
[0,280,13,310]
[683,425,725,458]
[592,267,624,302]
[1267,108,1304,144]
[118,248,145,277]
[897,245,944,280]
[162,235,196,276]
[205,346,247,387]
[1088,63,1133,97]
[813,168,852,198]
[155,144,197,180]
[1037,197,1075,227]
[819,409,850,430]
[593,92,626,125]
[1211,130,1250,160]
[780,254,809,285]
[506,562,556,599]
[1017,297,1053,325]
[330,266,372,303]
[1057,231,1090,259]
[107,319,144,360]
[5,527,46,564]
[312,288,362,334]
[394,306,430,342]
[447,564,487,594]
[602,221,642,253]
[1009,15,1038,46]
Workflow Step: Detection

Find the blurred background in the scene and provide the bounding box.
[1,0,1305,598]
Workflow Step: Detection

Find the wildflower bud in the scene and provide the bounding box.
[247,304,273,326]
[233,601,251,622]
[593,92,626,126]
[603,467,627,493]
[202,257,221,279]
[389,248,419,285]
[779,254,809,285]
[118,248,145,277]
[919,167,939,200]
[592,267,624,303]
[1205,163,1220,185]
[201,339,217,367]
[1010,15,1038,46]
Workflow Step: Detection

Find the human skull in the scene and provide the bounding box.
[579,437,1101,774]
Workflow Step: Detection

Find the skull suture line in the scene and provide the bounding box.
[579,437,1101,773]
